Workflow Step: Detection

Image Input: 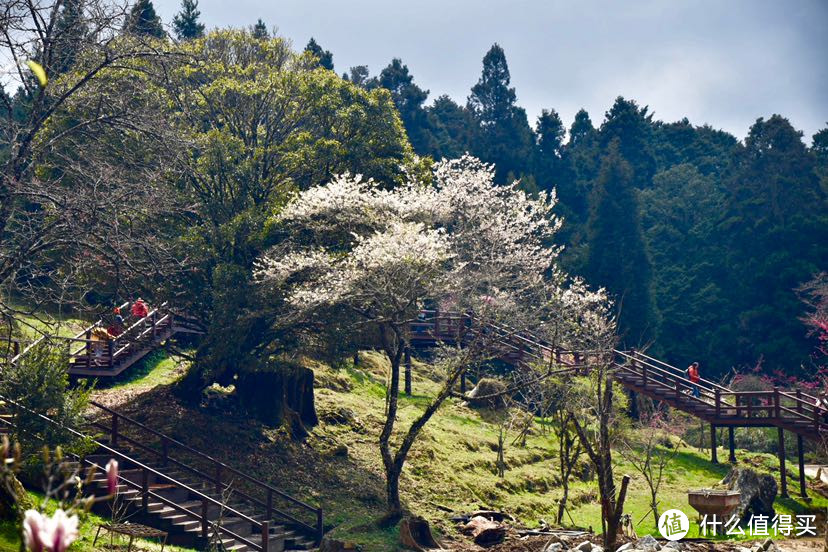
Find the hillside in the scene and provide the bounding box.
[86,351,826,551]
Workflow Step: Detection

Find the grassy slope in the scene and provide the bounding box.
[9,302,90,341]
[89,351,826,551]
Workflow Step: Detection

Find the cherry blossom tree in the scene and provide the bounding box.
[255,155,608,519]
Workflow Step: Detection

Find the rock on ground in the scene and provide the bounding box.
[719,467,778,521]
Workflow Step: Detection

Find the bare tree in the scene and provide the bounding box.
[551,394,583,526]
[619,405,684,526]
[567,314,630,550]
[0,0,183,337]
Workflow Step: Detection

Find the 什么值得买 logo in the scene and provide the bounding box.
[658,509,689,541]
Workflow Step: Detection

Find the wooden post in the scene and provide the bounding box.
[215,465,222,494]
[151,311,157,339]
[715,389,721,418]
[797,434,808,500]
[316,508,324,544]
[260,521,269,552]
[460,372,466,394]
[404,347,412,396]
[201,499,209,538]
[266,489,273,522]
[778,427,788,498]
[111,413,119,447]
[728,427,737,463]
[141,469,149,510]
[773,388,781,419]
[107,340,114,369]
[85,330,92,362]
[710,424,718,464]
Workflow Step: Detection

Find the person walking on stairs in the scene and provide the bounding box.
[686,361,701,398]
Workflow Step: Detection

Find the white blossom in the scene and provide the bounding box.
[256,155,607,344]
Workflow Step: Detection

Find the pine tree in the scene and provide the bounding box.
[428,95,475,159]
[124,0,166,39]
[251,19,268,39]
[569,109,595,148]
[585,140,657,346]
[346,65,370,87]
[377,58,437,155]
[304,38,334,71]
[722,115,828,369]
[53,0,89,73]
[173,0,205,40]
[598,97,656,185]
[466,43,534,182]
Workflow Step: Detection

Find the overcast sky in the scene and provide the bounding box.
[152,0,828,142]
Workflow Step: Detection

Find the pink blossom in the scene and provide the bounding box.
[23,510,45,552]
[41,509,79,552]
[23,509,78,552]
[106,459,118,495]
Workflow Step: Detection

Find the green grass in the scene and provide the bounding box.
[86,349,828,551]
[8,301,91,342]
[90,350,189,391]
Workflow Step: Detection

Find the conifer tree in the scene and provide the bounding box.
[428,95,474,159]
[535,108,565,190]
[53,0,89,73]
[378,58,437,155]
[304,37,334,71]
[173,0,205,40]
[569,109,595,148]
[251,19,268,39]
[124,0,166,39]
[585,140,657,345]
[467,43,534,182]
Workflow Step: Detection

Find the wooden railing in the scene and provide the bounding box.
[88,401,323,543]
[614,350,828,435]
[0,393,273,552]
[408,312,828,438]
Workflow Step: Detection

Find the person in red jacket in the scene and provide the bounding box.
[686,361,701,398]
[131,298,149,319]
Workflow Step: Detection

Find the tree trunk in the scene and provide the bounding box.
[651,490,659,527]
[384,462,403,521]
[557,482,569,525]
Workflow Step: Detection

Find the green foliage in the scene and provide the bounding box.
[377,58,439,155]
[0,342,90,456]
[251,19,268,39]
[585,142,657,346]
[304,37,334,71]
[640,164,730,363]
[172,0,205,40]
[159,30,420,393]
[720,115,828,370]
[466,43,535,183]
[124,0,166,38]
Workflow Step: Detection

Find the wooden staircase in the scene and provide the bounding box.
[5,302,201,378]
[409,310,828,442]
[0,395,323,552]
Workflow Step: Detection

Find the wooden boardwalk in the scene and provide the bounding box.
[5,303,201,378]
[409,310,825,499]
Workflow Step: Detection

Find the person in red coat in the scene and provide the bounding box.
[131,298,149,319]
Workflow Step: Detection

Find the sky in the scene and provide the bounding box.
[152,0,828,142]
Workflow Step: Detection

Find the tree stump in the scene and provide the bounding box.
[236,361,318,437]
[0,472,33,522]
[400,516,442,551]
